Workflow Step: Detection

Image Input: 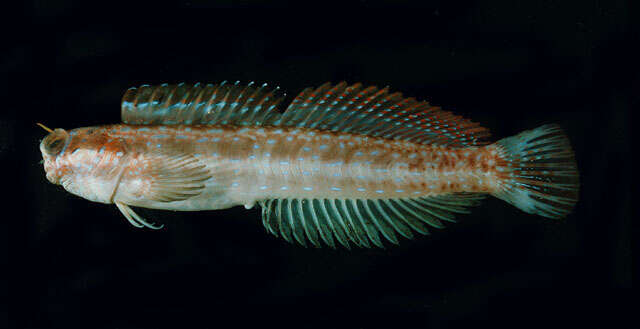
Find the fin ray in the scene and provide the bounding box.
[351,199,383,248]
[287,199,307,247]
[116,202,143,228]
[329,199,362,247]
[115,202,164,229]
[317,199,350,249]
[373,200,414,240]
[339,199,371,248]
[275,199,293,243]
[306,199,334,248]
[363,200,399,245]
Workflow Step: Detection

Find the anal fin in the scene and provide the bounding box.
[259,193,485,249]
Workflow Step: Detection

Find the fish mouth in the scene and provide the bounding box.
[42,159,61,185]
[45,172,59,184]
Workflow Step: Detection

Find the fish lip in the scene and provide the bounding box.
[45,172,58,184]
[42,157,61,185]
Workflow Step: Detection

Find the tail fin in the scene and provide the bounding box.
[492,124,579,219]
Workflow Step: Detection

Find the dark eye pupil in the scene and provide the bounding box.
[49,139,62,150]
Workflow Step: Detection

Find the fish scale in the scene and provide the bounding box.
[101,125,498,207]
[38,81,579,248]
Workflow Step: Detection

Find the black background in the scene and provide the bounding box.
[3,1,635,328]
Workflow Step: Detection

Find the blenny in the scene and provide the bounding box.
[38,82,579,248]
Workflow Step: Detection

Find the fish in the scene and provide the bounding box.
[38,81,579,248]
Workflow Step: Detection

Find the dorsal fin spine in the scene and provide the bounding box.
[249,83,279,124]
[165,84,179,111]
[182,85,200,124]
[149,85,163,109]
[201,84,219,120]
[264,87,284,125]
[217,84,236,124]
[240,84,261,123]
[234,83,253,115]
[158,85,177,121]
[191,84,206,113]
[222,84,242,122]
[178,83,192,109]
[243,83,266,123]
[217,84,238,123]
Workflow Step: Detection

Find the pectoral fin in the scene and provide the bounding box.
[141,152,213,203]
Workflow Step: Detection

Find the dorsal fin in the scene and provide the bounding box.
[121,82,284,126]
[120,81,489,147]
[277,82,490,147]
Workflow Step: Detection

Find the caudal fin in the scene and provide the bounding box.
[492,124,579,219]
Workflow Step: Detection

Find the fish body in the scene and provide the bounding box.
[49,124,499,210]
[40,82,579,248]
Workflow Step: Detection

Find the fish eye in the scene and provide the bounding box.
[42,129,69,156]
[45,137,66,155]
[48,138,62,150]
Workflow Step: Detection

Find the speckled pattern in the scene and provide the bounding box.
[43,124,502,212]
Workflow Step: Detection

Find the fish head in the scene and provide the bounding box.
[40,126,126,203]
